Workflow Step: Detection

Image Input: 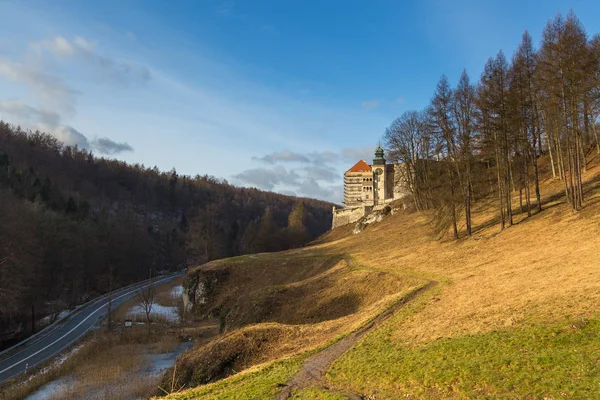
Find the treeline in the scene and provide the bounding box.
[0,122,332,343]
[384,12,599,238]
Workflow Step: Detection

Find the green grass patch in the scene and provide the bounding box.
[328,316,600,399]
[166,356,303,399]
[291,388,347,399]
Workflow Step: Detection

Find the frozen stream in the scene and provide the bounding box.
[147,341,193,375]
[25,341,192,399]
[25,377,72,400]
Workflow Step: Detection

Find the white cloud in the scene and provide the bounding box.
[252,150,310,164]
[232,144,375,202]
[91,137,134,155]
[74,36,94,52]
[0,35,142,156]
[31,36,151,85]
[0,100,133,155]
[341,145,375,163]
[361,99,380,110]
[52,125,89,148]
[396,97,406,103]
[297,178,339,202]
[307,150,339,166]
[232,166,300,190]
[300,165,339,183]
[47,36,75,56]
[0,58,77,111]
[0,100,61,127]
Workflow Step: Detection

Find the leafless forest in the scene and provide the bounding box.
[384,12,599,238]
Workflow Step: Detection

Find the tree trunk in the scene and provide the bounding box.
[465,163,472,236]
[448,168,459,240]
[547,130,557,179]
[495,141,505,230]
[591,112,600,155]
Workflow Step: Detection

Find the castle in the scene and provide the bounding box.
[332,145,407,229]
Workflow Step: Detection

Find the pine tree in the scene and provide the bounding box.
[286,201,308,247]
[254,208,276,252]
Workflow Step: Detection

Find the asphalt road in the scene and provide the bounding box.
[0,273,183,385]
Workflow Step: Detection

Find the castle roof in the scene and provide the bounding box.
[347,159,372,173]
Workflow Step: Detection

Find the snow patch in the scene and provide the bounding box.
[127,303,179,322]
[25,377,72,400]
[40,310,70,325]
[170,285,183,297]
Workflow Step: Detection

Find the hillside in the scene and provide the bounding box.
[0,121,334,347]
[160,154,600,399]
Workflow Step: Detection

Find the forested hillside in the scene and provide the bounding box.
[0,122,333,345]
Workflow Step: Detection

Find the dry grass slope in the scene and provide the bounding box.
[164,255,424,391]
[165,155,600,399]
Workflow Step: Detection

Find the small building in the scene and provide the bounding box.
[332,146,407,229]
[343,145,396,207]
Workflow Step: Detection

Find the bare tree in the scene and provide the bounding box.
[384,110,431,210]
[453,69,477,235]
[430,75,460,239]
[137,273,155,326]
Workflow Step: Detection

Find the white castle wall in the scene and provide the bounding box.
[331,206,372,229]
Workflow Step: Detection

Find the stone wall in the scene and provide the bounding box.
[331,205,371,229]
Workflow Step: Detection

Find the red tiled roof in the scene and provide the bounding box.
[347,160,372,173]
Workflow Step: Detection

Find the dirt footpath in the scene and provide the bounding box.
[276,280,438,399]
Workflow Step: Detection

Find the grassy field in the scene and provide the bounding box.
[165,356,306,399]
[157,156,600,398]
[328,289,600,398]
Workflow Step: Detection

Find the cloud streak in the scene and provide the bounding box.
[233,166,300,190]
[0,35,142,156]
[0,58,78,112]
[32,36,151,85]
[0,100,133,155]
[252,150,310,164]
[91,137,134,155]
[361,99,380,110]
[0,100,61,127]
[233,145,375,202]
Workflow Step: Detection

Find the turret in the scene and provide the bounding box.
[373,144,385,166]
[372,144,386,205]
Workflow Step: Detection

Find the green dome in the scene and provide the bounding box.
[373,144,385,165]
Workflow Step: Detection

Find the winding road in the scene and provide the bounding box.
[0,273,183,385]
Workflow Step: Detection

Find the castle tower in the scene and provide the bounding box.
[372,145,386,205]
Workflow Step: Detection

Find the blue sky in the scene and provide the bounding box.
[0,0,599,203]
